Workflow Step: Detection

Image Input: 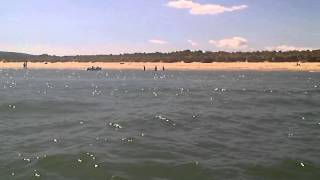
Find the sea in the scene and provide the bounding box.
[0,69,319,180]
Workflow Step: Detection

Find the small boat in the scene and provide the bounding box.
[87,66,102,71]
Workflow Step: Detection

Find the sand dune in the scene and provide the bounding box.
[1,61,320,71]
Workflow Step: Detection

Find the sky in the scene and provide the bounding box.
[0,0,320,55]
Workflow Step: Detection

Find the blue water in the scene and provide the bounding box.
[0,69,320,180]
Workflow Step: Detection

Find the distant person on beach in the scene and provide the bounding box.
[23,61,27,69]
[162,66,165,71]
[155,66,157,71]
[143,66,146,71]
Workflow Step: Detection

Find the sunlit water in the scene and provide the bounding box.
[0,69,320,180]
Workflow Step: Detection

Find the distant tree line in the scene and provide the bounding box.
[1,50,320,62]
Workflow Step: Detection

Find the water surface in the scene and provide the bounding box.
[0,69,320,179]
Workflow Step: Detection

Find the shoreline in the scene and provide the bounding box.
[1,61,320,72]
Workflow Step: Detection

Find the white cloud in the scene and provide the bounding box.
[149,39,168,45]
[167,0,195,9]
[187,40,198,46]
[209,37,248,50]
[167,0,248,15]
[265,45,313,51]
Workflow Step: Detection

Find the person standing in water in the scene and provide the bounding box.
[23,61,28,69]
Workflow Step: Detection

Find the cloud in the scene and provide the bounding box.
[187,40,198,46]
[209,37,248,50]
[265,45,313,51]
[149,39,168,45]
[167,0,248,15]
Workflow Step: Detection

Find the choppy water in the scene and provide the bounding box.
[0,69,320,180]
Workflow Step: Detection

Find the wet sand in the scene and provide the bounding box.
[1,61,320,71]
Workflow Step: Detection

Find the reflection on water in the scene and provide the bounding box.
[0,69,320,179]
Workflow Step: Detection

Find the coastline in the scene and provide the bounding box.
[1,61,320,72]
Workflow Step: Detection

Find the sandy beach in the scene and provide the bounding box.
[0,61,320,71]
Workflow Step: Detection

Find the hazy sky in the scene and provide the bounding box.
[1,0,319,55]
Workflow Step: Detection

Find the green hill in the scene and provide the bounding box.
[0,51,33,61]
[0,50,320,62]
